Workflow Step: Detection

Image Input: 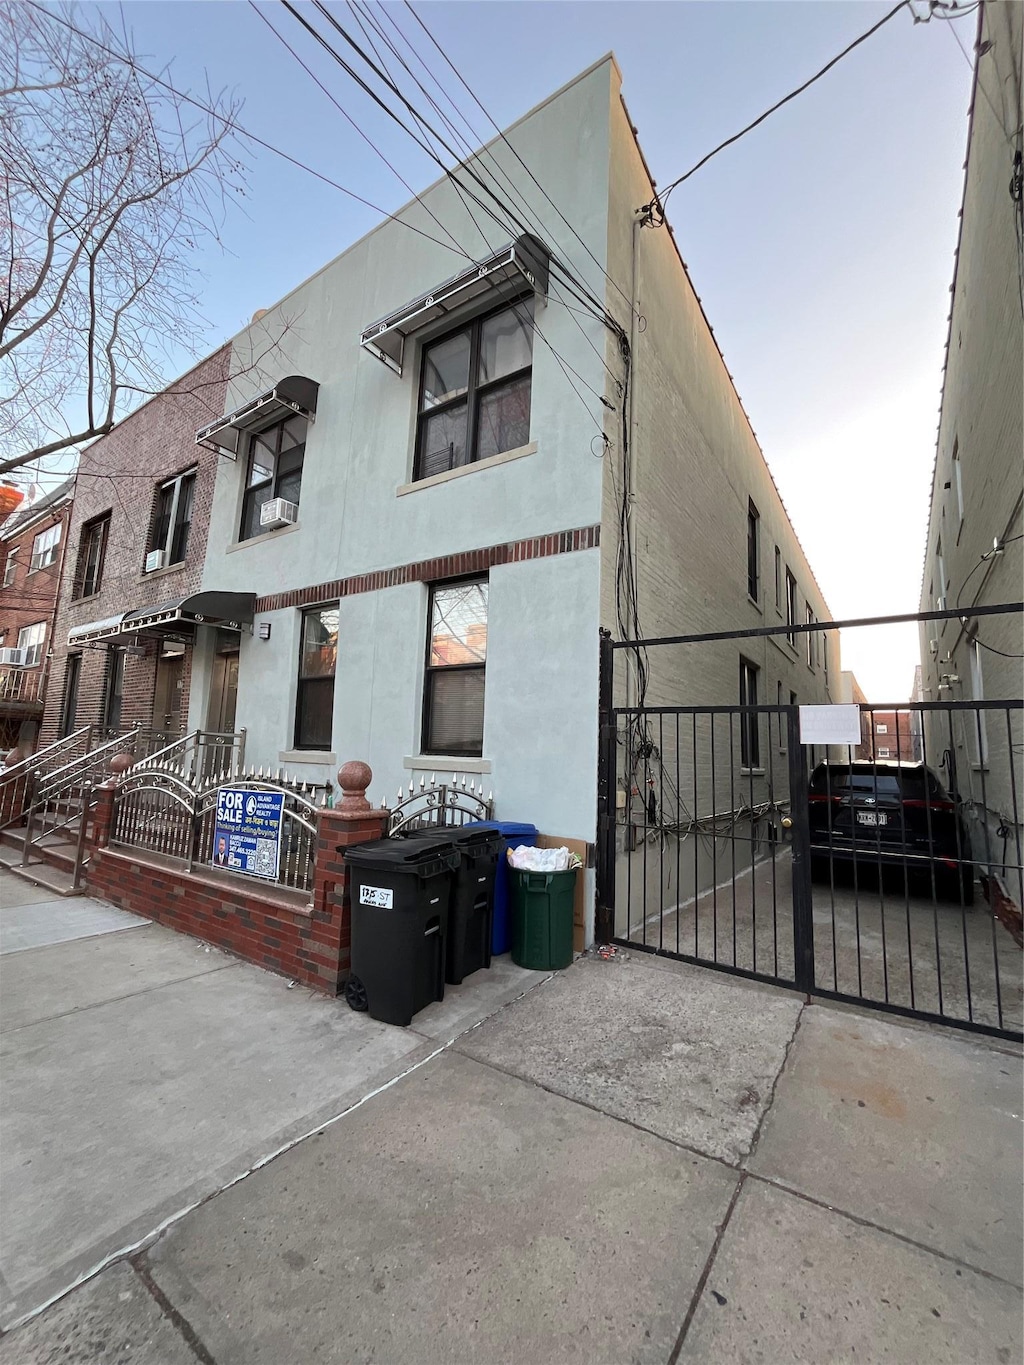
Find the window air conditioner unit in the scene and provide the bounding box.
[260,497,298,530]
[145,549,167,573]
[0,647,27,667]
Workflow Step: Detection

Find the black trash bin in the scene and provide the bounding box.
[445,826,501,984]
[344,835,457,1026]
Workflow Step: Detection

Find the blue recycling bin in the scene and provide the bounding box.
[465,820,538,954]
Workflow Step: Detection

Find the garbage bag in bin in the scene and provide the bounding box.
[344,835,457,1026]
[511,866,577,971]
[464,820,537,954]
[445,826,501,984]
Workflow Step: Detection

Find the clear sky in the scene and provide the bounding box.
[74,0,976,699]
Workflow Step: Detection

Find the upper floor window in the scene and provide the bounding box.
[785,569,797,646]
[739,657,760,769]
[423,578,488,755]
[74,513,110,600]
[805,606,815,667]
[952,439,964,524]
[241,416,306,542]
[747,500,760,602]
[30,522,61,572]
[148,469,196,568]
[415,299,533,482]
[2,546,18,589]
[774,545,781,613]
[935,537,947,606]
[295,605,338,750]
[18,621,46,667]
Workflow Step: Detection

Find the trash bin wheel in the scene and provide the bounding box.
[345,974,369,1012]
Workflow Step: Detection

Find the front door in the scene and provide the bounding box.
[153,650,185,735]
[207,650,238,733]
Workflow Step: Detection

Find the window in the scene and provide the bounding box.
[423,579,488,755]
[774,546,781,614]
[969,637,988,763]
[952,440,964,524]
[747,500,760,601]
[75,514,110,599]
[104,649,125,729]
[739,657,760,769]
[806,606,815,667]
[30,522,61,572]
[415,298,533,481]
[777,680,786,752]
[2,546,18,589]
[240,416,306,541]
[17,621,46,667]
[148,469,196,567]
[60,654,81,737]
[876,723,888,734]
[877,747,891,758]
[294,605,338,750]
[936,537,947,607]
[785,569,797,645]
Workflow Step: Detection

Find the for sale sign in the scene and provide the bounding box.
[212,787,284,880]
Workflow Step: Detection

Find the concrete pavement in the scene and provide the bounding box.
[1,865,1021,1363]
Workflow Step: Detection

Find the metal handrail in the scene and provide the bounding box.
[0,725,92,785]
[36,727,141,799]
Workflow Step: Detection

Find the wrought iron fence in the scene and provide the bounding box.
[109,766,324,895]
[381,773,493,835]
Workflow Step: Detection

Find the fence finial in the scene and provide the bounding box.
[338,760,373,815]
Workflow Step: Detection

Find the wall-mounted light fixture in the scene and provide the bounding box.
[258,622,271,641]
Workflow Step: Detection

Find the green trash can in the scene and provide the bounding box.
[510,867,577,970]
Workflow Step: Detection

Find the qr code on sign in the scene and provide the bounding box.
[253,839,277,877]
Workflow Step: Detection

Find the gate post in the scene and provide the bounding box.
[786,708,815,993]
[595,629,616,943]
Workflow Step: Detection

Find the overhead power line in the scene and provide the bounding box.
[646,0,913,213]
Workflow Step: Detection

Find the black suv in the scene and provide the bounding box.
[807,760,974,904]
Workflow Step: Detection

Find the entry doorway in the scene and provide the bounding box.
[154,644,186,736]
[204,632,240,780]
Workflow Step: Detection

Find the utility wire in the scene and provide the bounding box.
[21,0,471,259]
[647,0,913,212]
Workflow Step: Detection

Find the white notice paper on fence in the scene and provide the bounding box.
[799,704,862,746]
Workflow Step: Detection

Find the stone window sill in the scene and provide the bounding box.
[138,560,187,585]
[279,750,336,766]
[404,755,491,774]
[227,522,299,554]
[396,442,537,496]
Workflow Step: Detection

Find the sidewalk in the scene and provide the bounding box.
[1,868,1021,1363]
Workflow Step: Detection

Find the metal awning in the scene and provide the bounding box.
[360,233,551,376]
[68,613,129,646]
[196,376,319,458]
[68,593,256,646]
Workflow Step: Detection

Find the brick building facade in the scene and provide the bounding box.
[41,347,232,748]
[0,480,75,751]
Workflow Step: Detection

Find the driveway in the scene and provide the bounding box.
[1,869,1021,1363]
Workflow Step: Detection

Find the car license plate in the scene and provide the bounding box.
[856,812,887,827]
[359,884,394,909]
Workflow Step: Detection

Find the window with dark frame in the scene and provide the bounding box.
[148,469,197,567]
[240,416,306,542]
[294,605,338,750]
[785,568,797,645]
[746,499,760,601]
[60,654,82,737]
[423,578,488,756]
[415,298,533,482]
[739,657,760,769]
[74,514,110,599]
[806,605,815,667]
[104,649,125,729]
[774,545,781,613]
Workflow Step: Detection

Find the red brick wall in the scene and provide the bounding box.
[84,802,386,995]
[0,496,73,747]
[41,347,230,746]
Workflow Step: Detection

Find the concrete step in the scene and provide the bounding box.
[0,859,80,897]
[0,829,80,875]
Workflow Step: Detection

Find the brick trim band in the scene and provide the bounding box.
[254,523,601,614]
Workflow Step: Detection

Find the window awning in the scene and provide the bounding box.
[195,376,319,458]
[68,592,256,646]
[360,233,550,376]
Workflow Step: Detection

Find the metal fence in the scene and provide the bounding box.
[110,768,324,895]
[382,773,493,835]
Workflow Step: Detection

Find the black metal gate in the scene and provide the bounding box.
[596,610,1023,1043]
